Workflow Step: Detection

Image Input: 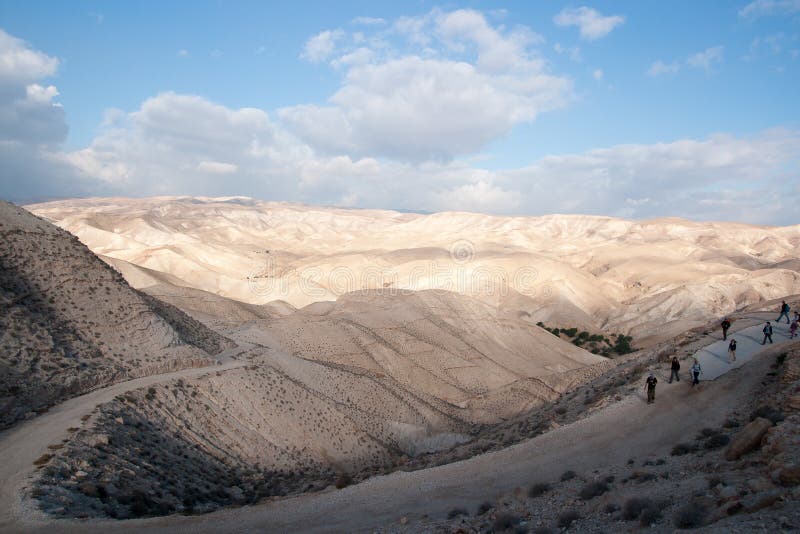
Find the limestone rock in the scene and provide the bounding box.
[724,417,772,461]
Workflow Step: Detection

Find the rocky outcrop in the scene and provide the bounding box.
[725,417,773,461]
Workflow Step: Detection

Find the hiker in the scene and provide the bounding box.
[645,371,658,404]
[791,319,798,339]
[669,356,681,383]
[777,301,791,324]
[690,359,702,387]
[721,318,731,340]
[762,321,773,345]
[728,339,737,362]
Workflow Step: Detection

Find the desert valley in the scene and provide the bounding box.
[2,2,800,531]
[0,196,798,532]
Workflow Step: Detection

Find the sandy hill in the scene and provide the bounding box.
[27,286,614,519]
[27,197,800,341]
[0,201,232,429]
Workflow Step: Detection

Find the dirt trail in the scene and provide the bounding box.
[0,343,248,533]
[2,320,795,533]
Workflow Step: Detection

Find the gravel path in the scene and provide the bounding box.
[1,325,795,533]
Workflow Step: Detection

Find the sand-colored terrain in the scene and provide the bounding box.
[28,197,800,339]
[0,201,231,429]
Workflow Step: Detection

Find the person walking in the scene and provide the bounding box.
[721,318,731,340]
[669,356,681,383]
[690,359,702,387]
[777,301,791,324]
[728,338,737,362]
[645,371,658,404]
[762,321,773,345]
[791,319,798,339]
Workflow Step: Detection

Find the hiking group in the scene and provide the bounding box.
[646,301,795,405]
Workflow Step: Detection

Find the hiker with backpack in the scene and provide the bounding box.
[762,321,773,345]
[669,356,680,383]
[728,339,737,362]
[721,318,731,340]
[777,301,791,324]
[690,359,702,387]
[644,371,658,404]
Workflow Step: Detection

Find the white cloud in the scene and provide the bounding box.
[330,47,373,69]
[301,30,344,62]
[177,49,189,57]
[283,9,571,162]
[210,48,223,59]
[593,69,604,80]
[352,16,386,26]
[553,7,625,40]
[648,60,680,76]
[0,29,59,84]
[739,0,800,18]
[686,46,724,71]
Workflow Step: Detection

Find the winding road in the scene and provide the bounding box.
[0,317,796,533]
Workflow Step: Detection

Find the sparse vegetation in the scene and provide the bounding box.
[536,322,634,356]
[557,509,580,529]
[493,512,521,531]
[560,470,576,481]
[527,482,551,498]
[673,500,709,529]
[579,480,609,500]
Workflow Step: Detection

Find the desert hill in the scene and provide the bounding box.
[0,201,232,429]
[30,287,615,519]
[27,197,800,340]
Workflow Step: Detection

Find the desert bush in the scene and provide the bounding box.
[671,442,698,456]
[722,418,740,428]
[557,510,580,529]
[703,433,730,450]
[560,469,576,481]
[604,502,620,514]
[623,497,654,520]
[639,504,663,526]
[493,512,521,531]
[579,480,609,500]
[334,472,352,489]
[673,500,708,529]
[447,508,468,519]
[528,482,551,497]
[629,470,656,483]
[476,501,493,515]
[707,476,723,489]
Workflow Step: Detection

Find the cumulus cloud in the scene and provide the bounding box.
[0,29,59,84]
[56,91,800,224]
[283,9,571,162]
[687,46,724,71]
[301,30,344,62]
[553,7,625,40]
[739,0,800,18]
[593,69,604,80]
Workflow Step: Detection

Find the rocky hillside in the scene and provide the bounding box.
[0,201,232,430]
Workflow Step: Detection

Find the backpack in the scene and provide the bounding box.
[729,340,736,350]
[646,376,657,387]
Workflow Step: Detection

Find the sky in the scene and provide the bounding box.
[1,1,799,224]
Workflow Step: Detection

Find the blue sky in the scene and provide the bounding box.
[1,1,799,223]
